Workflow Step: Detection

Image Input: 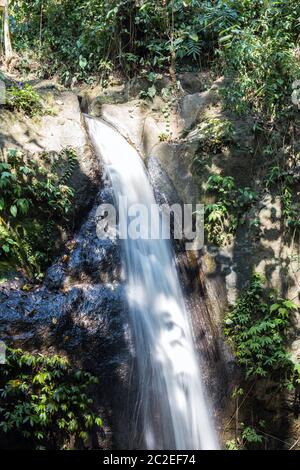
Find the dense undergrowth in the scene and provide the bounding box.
[224,274,300,449]
[4,1,298,113]
[5,83,43,116]
[0,147,77,282]
[0,348,102,450]
[0,73,45,116]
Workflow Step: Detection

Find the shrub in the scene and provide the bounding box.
[204,175,258,246]
[0,148,76,279]
[220,30,299,116]
[6,84,43,117]
[217,1,300,116]
[223,274,300,449]
[224,273,297,379]
[198,117,234,153]
[0,348,102,450]
[10,1,206,80]
[265,164,300,233]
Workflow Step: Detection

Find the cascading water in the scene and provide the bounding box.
[85,116,219,450]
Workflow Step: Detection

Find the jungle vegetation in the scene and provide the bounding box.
[0,0,300,451]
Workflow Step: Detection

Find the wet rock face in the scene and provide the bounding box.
[0,184,134,449]
[147,156,183,207]
[0,284,132,449]
[0,284,128,371]
[47,188,122,287]
[44,185,122,289]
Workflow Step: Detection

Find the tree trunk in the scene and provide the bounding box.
[168,0,176,85]
[3,0,13,59]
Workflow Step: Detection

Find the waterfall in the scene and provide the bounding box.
[85,116,219,450]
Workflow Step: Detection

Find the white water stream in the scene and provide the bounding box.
[86,116,219,450]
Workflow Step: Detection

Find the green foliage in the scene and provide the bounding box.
[198,117,234,153]
[224,274,300,449]
[265,163,300,232]
[241,425,263,445]
[0,348,102,450]
[224,273,297,379]
[3,1,224,80]
[226,425,263,450]
[225,439,240,450]
[220,31,299,116]
[10,0,202,80]
[217,1,300,116]
[5,84,43,117]
[7,0,300,118]
[139,72,160,100]
[6,0,300,118]
[292,363,300,388]
[204,174,258,246]
[191,118,256,246]
[191,118,258,246]
[205,175,237,246]
[0,148,76,279]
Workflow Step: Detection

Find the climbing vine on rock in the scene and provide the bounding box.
[224,273,300,449]
[204,175,258,246]
[224,273,297,379]
[265,162,300,234]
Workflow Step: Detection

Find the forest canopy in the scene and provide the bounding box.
[3,1,299,113]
